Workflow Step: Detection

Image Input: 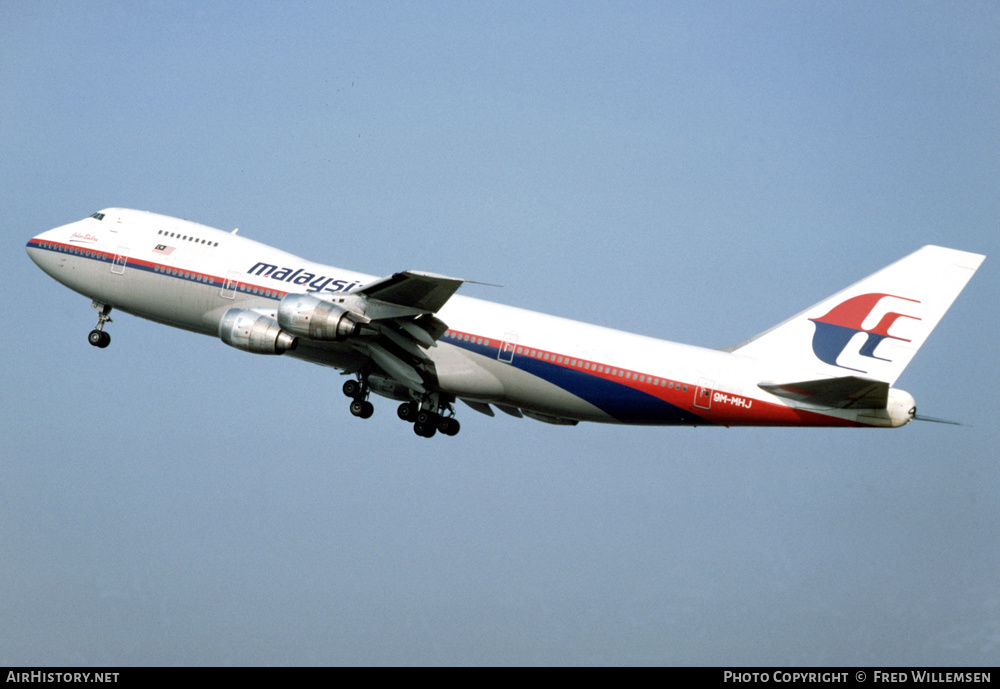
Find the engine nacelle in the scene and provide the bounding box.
[277,293,360,341]
[219,309,297,355]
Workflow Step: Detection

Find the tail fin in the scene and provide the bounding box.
[729,245,985,385]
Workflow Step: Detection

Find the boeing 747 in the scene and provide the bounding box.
[26,209,984,437]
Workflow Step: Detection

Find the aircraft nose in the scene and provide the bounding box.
[26,223,80,277]
[27,231,58,276]
[27,226,59,256]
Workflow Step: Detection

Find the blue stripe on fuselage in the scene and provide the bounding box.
[449,336,710,425]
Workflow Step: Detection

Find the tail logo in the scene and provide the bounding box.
[809,293,921,373]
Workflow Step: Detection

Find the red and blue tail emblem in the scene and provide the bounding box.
[809,293,921,373]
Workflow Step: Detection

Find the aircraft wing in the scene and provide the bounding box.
[758,376,889,409]
[343,271,468,394]
[355,271,465,314]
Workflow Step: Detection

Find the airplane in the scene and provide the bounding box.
[26,208,985,438]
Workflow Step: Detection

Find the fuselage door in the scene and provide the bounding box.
[221,270,240,299]
[498,333,519,363]
[694,378,715,410]
[111,246,129,275]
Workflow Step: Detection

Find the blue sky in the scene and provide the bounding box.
[2,1,998,665]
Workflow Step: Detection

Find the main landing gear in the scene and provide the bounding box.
[340,375,461,438]
[397,399,461,438]
[88,302,112,348]
[342,378,374,419]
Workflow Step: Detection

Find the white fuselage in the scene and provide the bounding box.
[28,209,926,429]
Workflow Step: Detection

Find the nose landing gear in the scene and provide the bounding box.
[88,302,112,348]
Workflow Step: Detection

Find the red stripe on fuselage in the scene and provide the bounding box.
[442,329,862,427]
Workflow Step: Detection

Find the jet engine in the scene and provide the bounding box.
[219,308,297,355]
[277,293,360,341]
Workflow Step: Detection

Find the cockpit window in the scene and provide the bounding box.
[90,212,105,221]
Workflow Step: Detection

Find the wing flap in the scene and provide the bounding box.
[461,399,496,417]
[759,376,889,409]
[361,342,426,393]
[346,272,467,393]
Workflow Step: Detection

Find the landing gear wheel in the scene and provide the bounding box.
[413,421,437,438]
[402,394,459,437]
[343,379,362,398]
[350,400,374,419]
[88,302,113,347]
[416,409,437,426]
[397,402,418,422]
[438,417,461,436]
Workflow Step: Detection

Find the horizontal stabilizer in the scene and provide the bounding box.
[759,376,889,409]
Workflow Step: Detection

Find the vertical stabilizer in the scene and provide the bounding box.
[730,246,985,385]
